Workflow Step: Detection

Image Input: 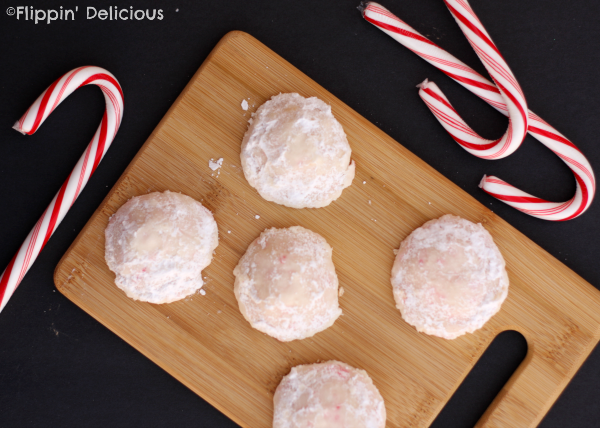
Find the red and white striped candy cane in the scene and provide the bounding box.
[361,2,595,220]
[0,66,124,313]
[365,1,529,160]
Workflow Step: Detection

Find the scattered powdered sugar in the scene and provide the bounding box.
[241,99,249,111]
[199,289,206,296]
[209,157,223,171]
[255,215,260,219]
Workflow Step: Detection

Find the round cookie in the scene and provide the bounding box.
[391,214,509,339]
[240,93,355,208]
[105,191,218,304]
[273,360,386,428]
[233,226,341,341]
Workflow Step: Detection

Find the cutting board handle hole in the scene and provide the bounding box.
[430,330,527,428]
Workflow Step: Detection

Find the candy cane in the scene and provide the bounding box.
[0,66,124,313]
[366,1,528,160]
[361,2,595,220]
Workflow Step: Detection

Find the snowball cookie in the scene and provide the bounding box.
[233,226,341,341]
[105,191,218,304]
[391,214,509,340]
[273,361,386,428]
[240,93,355,208]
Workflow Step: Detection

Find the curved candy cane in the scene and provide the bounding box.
[0,66,124,313]
[361,2,595,220]
[364,1,528,160]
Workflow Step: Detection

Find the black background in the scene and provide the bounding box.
[1,0,600,426]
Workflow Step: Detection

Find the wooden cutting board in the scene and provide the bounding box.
[54,31,600,427]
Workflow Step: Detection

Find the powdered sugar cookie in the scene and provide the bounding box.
[233,226,341,341]
[273,361,386,428]
[105,191,218,304]
[391,214,509,339]
[240,93,355,208]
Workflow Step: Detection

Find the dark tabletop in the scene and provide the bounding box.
[2,0,600,426]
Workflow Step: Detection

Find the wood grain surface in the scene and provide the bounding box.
[54,31,600,428]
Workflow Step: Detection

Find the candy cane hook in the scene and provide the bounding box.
[364,1,528,160]
[0,66,124,313]
[361,2,595,220]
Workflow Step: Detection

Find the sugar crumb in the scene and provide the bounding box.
[255,215,260,219]
[338,286,345,297]
[241,99,249,110]
[199,289,206,296]
[209,157,224,171]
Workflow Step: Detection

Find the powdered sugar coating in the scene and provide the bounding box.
[240,93,355,208]
[233,226,341,341]
[391,214,509,339]
[273,361,386,428]
[105,191,218,304]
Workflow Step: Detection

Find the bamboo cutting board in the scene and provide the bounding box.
[55,31,600,427]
